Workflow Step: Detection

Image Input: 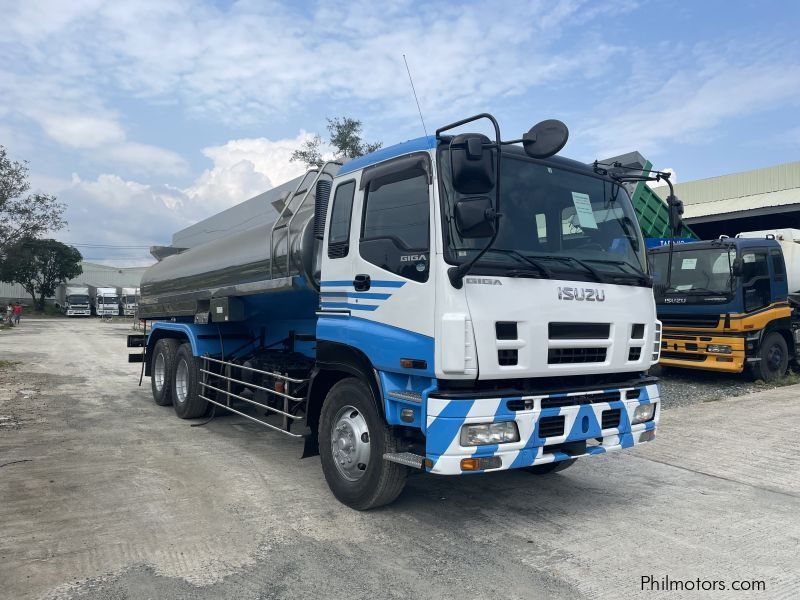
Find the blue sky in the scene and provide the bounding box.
[1,0,799,265]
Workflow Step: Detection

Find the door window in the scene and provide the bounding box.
[327,180,356,258]
[741,250,770,312]
[360,171,430,282]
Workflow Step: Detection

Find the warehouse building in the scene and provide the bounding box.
[0,261,149,304]
[653,160,800,240]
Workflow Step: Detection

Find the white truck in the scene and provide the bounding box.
[130,114,663,510]
[95,287,120,317]
[121,287,139,316]
[57,285,92,317]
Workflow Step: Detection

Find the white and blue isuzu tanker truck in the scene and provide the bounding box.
[129,114,663,509]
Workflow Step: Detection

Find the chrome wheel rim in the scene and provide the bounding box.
[331,405,370,482]
[175,358,189,404]
[154,353,166,392]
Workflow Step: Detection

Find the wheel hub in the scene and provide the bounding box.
[175,358,189,404]
[154,353,165,392]
[767,344,783,371]
[331,406,370,482]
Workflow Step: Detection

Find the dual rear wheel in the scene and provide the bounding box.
[150,339,209,418]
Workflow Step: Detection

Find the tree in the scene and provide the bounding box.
[290,117,383,169]
[0,146,67,254]
[290,134,324,169]
[326,117,382,159]
[0,238,82,310]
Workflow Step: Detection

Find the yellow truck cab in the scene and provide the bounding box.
[649,231,800,381]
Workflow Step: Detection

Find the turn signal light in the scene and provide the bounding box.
[460,456,502,471]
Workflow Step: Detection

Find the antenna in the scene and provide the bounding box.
[403,54,430,146]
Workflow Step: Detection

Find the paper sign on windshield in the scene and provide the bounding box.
[681,258,697,269]
[571,192,597,229]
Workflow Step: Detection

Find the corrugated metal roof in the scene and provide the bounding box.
[653,160,800,218]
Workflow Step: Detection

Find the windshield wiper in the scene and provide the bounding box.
[663,287,727,296]
[481,249,553,277]
[530,254,608,283]
[584,258,651,285]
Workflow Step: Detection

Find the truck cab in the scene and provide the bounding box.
[64,287,92,317]
[95,287,120,317]
[650,236,798,380]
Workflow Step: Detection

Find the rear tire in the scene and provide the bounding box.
[172,343,209,419]
[751,332,788,382]
[319,378,407,510]
[151,338,179,406]
[525,458,577,475]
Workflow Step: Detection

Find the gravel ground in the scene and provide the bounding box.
[2,320,800,600]
[652,363,800,409]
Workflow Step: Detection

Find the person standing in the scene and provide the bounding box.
[5,303,13,326]
[13,302,22,325]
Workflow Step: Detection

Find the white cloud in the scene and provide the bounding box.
[580,56,800,158]
[104,142,189,177]
[185,132,330,212]
[37,114,125,149]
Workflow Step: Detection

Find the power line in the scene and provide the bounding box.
[68,243,153,249]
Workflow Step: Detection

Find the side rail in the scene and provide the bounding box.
[198,355,308,438]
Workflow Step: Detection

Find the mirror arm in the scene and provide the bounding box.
[437,114,503,289]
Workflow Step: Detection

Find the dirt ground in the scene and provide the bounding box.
[1,319,798,600]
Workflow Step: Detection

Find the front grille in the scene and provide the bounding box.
[628,347,642,361]
[602,409,621,429]
[660,314,720,328]
[498,349,518,366]
[495,322,517,340]
[661,351,706,362]
[626,389,641,400]
[540,391,619,409]
[538,415,565,438]
[631,323,645,339]
[548,347,607,364]
[549,322,610,339]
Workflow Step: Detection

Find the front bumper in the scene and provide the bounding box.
[659,333,745,373]
[425,384,659,474]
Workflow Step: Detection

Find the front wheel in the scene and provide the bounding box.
[751,332,788,382]
[319,378,407,510]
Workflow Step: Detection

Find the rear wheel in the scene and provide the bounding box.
[151,338,179,406]
[751,332,788,382]
[172,343,209,419]
[319,378,407,510]
[525,458,577,475]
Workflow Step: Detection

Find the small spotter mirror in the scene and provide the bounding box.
[522,119,569,159]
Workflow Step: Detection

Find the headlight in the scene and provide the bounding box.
[460,421,520,446]
[632,404,655,425]
[707,344,732,354]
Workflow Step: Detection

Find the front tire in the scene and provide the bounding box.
[151,338,179,406]
[319,378,407,510]
[751,332,788,382]
[172,343,209,419]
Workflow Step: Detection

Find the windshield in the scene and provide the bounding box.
[651,247,736,295]
[68,295,90,304]
[440,152,648,283]
[99,296,119,304]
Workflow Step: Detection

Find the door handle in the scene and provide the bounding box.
[353,274,371,291]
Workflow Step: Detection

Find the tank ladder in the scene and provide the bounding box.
[267,160,342,279]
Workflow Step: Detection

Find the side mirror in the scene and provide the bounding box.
[668,195,684,236]
[450,133,495,194]
[731,258,743,276]
[454,196,496,238]
[523,120,569,158]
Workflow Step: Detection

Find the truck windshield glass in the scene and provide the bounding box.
[440,152,647,282]
[99,296,119,304]
[651,247,736,295]
[69,295,90,304]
